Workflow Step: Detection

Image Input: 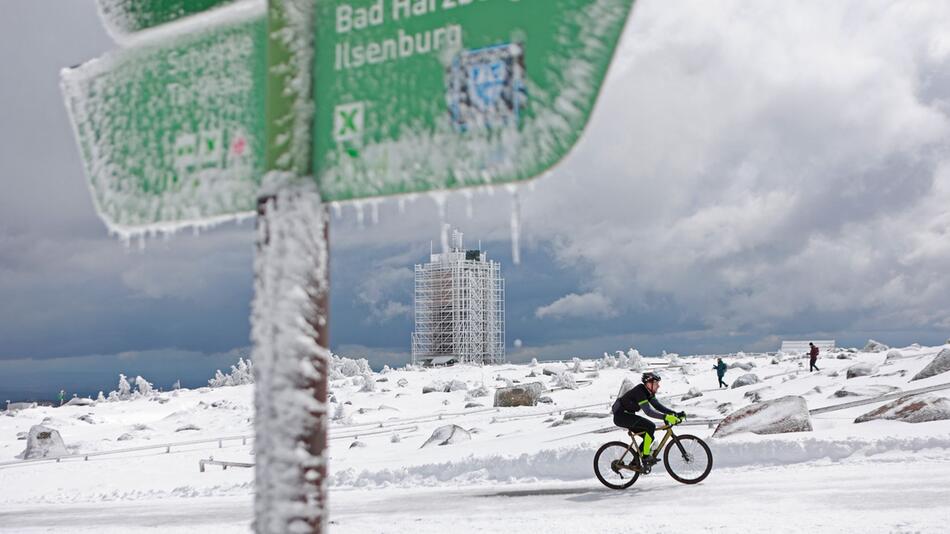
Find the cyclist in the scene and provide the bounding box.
[612,372,685,467]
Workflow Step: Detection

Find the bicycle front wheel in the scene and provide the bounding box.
[663,434,712,484]
[593,441,640,490]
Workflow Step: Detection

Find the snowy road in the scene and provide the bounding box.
[3,459,948,533]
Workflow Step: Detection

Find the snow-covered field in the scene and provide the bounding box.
[2,344,950,533]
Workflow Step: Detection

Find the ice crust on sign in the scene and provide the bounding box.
[317,0,634,201]
[60,1,267,237]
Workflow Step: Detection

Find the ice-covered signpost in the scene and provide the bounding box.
[61,0,635,532]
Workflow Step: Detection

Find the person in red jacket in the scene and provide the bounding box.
[809,342,820,372]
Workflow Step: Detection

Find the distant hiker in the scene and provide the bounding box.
[713,358,728,388]
[809,342,820,372]
[58,389,65,406]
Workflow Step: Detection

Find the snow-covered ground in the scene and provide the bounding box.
[2,344,950,532]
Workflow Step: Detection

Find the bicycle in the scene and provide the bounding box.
[593,419,712,489]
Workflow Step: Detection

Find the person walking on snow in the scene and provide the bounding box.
[809,342,820,372]
[713,358,728,388]
[612,372,685,467]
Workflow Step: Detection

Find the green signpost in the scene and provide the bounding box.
[62,0,637,532]
[314,0,634,201]
[96,0,241,36]
[61,6,266,231]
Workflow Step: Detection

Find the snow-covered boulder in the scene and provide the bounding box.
[17,425,68,459]
[542,365,567,376]
[447,380,468,392]
[16,431,27,440]
[855,394,950,424]
[538,396,554,404]
[464,402,483,409]
[493,382,545,407]
[713,396,812,438]
[117,433,134,441]
[833,385,901,398]
[681,387,703,401]
[863,339,889,352]
[422,381,447,394]
[6,401,37,412]
[731,374,761,389]
[846,362,879,379]
[396,378,408,388]
[468,385,489,398]
[911,348,950,382]
[617,378,636,398]
[743,387,772,403]
[349,440,367,449]
[175,424,201,432]
[420,424,471,448]
[64,397,95,407]
[729,362,754,371]
[884,350,906,363]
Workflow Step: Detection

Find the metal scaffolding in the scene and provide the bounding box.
[412,230,505,366]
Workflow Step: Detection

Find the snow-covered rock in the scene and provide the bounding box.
[420,424,471,448]
[5,402,37,412]
[846,362,879,379]
[730,362,754,371]
[884,350,906,363]
[743,387,772,403]
[64,397,95,407]
[117,433,134,441]
[464,402,483,409]
[494,382,545,407]
[731,373,761,389]
[713,396,812,438]
[349,440,367,449]
[854,394,950,424]
[911,348,950,382]
[681,387,703,400]
[422,381,447,394]
[447,380,468,392]
[832,385,900,398]
[863,339,889,352]
[175,424,201,432]
[542,365,567,376]
[16,431,27,440]
[396,378,408,388]
[468,385,489,398]
[17,425,68,459]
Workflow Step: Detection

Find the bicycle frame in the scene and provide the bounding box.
[617,423,678,471]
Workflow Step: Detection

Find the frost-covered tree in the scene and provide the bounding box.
[360,369,376,392]
[572,357,583,373]
[615,350,629,368]
[115,374,131,400]
[530,358,539,367]
[96,391,106,403]
[172,380,181,390]
[208,357,255,388]
[134,376,153,397]
[626,348,644,371]
[554,371,577,390]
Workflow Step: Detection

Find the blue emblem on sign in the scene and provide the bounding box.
[447,43,526,132]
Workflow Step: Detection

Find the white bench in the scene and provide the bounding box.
[780,340,835,354]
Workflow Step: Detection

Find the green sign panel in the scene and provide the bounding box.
[61,8,266,231]
[96,0,239,36]
[313,0,636,201]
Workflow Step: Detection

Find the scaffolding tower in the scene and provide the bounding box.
[411,230,505,366]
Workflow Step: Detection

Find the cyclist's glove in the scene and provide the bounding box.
[676,411,687,419]
[664,413,681,425]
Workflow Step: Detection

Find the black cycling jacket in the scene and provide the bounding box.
[612,383,675,420]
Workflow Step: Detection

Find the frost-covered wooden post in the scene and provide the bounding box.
[253,1,329,533]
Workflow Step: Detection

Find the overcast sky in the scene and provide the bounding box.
[2,0,950,401]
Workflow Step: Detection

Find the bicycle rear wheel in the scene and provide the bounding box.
[593,441,640,490]
[663,434,712,484]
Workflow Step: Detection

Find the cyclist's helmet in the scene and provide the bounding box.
[641,372,661,384]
